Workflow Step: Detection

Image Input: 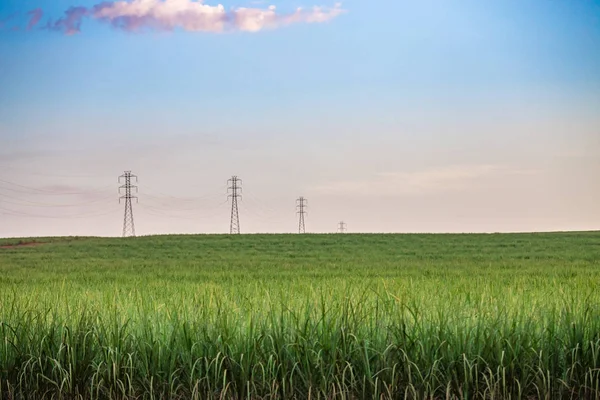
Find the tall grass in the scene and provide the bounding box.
[1,233,599,399]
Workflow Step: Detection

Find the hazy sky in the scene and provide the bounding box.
[1,0,599,237]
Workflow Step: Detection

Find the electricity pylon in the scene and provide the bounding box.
[296,196,307,234]
[119,171,138,237]
[337,221,346,233]
[228,176,242,234]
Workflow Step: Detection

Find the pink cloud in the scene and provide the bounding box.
[46,6,89,35]
[0,13,17,31]
[36,0,345,35]
[92,0,227,32]
[27,8,43,30]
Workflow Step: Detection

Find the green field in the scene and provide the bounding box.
[1,233,599,399]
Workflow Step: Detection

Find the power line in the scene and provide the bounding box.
[119,171,138,238]
[0,164,107,179]
[235,191,285,222]
[338,221,347,234]
[137,201,228,219]
[137,184,223,203]
[0,192,114,207]
[238,202,285,224]
[140,193,226,211]
[297,196,307,234]
[0,205,120,219]
[242,190,279,214]
[0,178,113,195]
[227,176,242,234]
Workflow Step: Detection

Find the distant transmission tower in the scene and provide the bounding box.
[119,171,138,237]
[337,221,347,233]
[228,176,242,234]
[296,196,307,234]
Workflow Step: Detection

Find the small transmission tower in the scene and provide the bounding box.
[337,221,347,234]
[119,171,138,237]
[296,196,307,234]
[228,176,242,234]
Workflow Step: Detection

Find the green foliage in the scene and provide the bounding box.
[1,232,599,399]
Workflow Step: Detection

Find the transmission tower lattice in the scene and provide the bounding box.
[337,221,347,234]
[228,176,242,234]
[297,197,307,234]
[119,171,138,237]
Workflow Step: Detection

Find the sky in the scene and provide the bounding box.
[0,0,599,237]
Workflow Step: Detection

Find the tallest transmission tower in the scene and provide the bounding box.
[228,176,242,234]
[297,196,307,234]
[119,171,138,237]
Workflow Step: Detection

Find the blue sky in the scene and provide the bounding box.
[0,0,599,236]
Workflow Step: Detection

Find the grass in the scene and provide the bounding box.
[1,232,599,399]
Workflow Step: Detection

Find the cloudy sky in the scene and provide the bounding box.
[1,0,599,237]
